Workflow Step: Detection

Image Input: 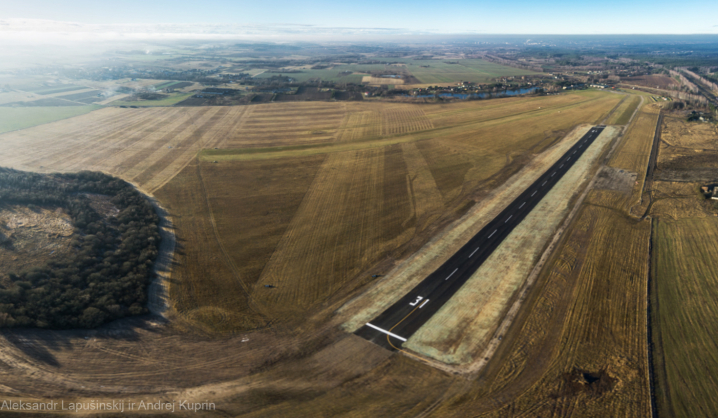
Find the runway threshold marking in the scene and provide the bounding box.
[445,268,459,280]
[365,323,407,342]
[469,247,480,258]
[419,299,430,308]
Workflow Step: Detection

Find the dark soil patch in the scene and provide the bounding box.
[557,368,617,398]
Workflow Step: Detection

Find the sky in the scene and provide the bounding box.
[1,0,717,35]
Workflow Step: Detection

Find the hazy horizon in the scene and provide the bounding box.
[1,0,718,37]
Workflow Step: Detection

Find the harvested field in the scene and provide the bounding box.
[657,113,718,182]
[163,92,620,332]
[362,76,405,85]
[0,106,250,193]
[648,111,718,417]
[622,75,680,90]
[652,216,718,418]
[0,91,639,416]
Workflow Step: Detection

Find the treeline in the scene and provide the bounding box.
[0,167,160,329]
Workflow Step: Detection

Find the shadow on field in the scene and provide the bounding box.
[1,315,164,368]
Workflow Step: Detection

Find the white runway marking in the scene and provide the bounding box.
[505,215,512,223]
[419,299,430,308]
[560,164,564,168]
[469,247,480,258]
[542,181,547,186]
[551,172,556,177]
[531,190,537,196]
[365,323,407,341]
[567,157,570,161]
[573,151,577,154]
[488,230,497,238]
[519,202,526,208]
[445,268,459,280]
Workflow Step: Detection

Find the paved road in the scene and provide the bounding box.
[355,126,606,350]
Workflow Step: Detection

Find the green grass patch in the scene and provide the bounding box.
[252,58,538,85]
[608,95,641,125]
[0,106,102,134]
[109,93,193,107]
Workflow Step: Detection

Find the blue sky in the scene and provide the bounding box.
[1,0,717,34]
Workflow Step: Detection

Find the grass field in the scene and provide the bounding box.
[108,93,194,107]
[607,94,642,125]
[0,105,102,134]
[402,59,539,84]
[253,58,538,84]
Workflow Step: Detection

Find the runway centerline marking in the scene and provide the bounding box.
[519,202,526,208]
[445,268,459,281]
[365,323,407,342]
[531,191,537,196]
[505,215,512,223]
[469,247,480,258]
[488,230,497,238]
[542,181,547,186]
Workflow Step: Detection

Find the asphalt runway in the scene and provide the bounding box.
[355,126,606,350]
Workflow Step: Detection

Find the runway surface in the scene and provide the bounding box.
[355,126,606,350]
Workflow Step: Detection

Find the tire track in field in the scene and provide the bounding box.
[132,107,230,186]
[194,160,273,328]
[146,106,250,193]
[254,149,385,317]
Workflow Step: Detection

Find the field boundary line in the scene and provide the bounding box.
[147,107,249,194]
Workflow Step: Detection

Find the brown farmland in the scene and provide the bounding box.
[649,114,718,418]
[0,90,659,417]
[622,74,680,90]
